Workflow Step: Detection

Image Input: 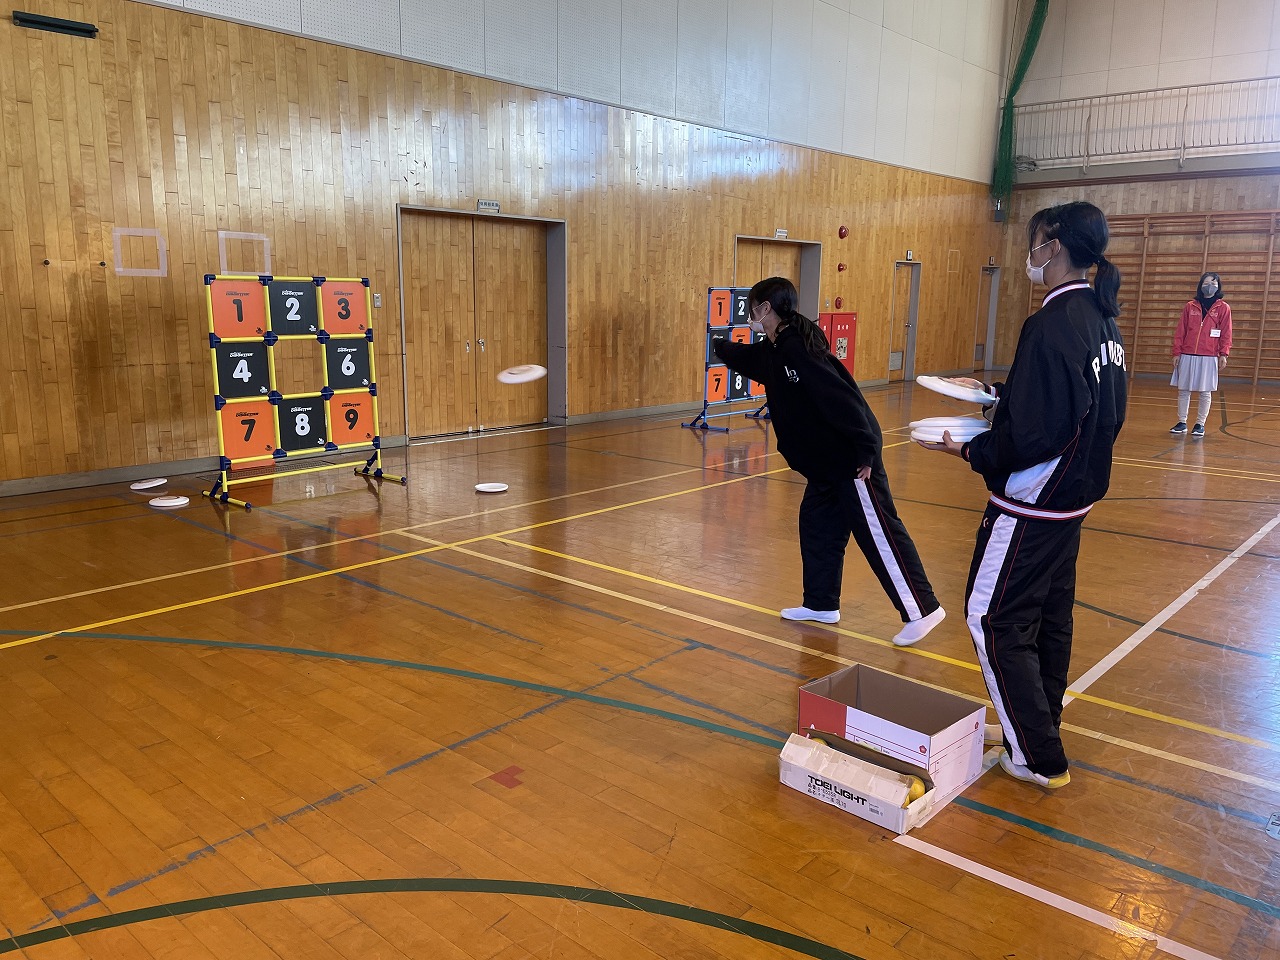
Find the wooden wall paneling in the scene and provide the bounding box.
[0,0,1002,484]
[473,218,549,430]
[401,212,476,437]
[760,242,802,286]
[734,240,765,288]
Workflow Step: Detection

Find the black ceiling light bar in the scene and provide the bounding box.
[12,10,99,38]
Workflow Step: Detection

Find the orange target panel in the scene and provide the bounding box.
[705,366,728,403]
[219,399,276,462]
[709,290,732,324]
[321,280,369,334]
[209,279,267,338]
[330,392,375,446]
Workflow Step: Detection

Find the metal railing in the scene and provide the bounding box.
[1013,76,1280,171]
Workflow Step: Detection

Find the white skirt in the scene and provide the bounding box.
[1171,355,1218,392]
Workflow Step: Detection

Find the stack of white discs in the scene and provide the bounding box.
[909,416,989,444]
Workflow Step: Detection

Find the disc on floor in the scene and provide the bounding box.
[149,495,190,508]
[475,482,509,493]
[130,478,167,490]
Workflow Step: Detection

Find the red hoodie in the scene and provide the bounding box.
[1172,300,1231,357]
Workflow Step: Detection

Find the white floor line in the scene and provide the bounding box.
[1067,509,1280,704]
[894,835,1225,960]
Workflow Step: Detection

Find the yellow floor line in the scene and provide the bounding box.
[0,464,713,616]
[476,535,1280,755]
[0,467,790,653]
[416,533,1280,794]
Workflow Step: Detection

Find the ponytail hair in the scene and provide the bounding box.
[748,276,830,358]
[1027,200,1122,319]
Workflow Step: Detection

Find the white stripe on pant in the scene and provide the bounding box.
[965,511,1026,765]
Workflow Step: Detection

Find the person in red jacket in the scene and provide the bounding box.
[1170,272,1230,439]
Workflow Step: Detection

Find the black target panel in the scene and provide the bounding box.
[277,396,328,452]
[268,280,320,335]
[215,342,271,399]
[326,339,372,390]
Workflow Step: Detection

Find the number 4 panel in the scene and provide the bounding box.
[218,399,277,462]
[329,392,375,447]
[276,395,329,453]
[214,342,270,399]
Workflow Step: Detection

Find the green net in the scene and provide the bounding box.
[991,0,1050,208]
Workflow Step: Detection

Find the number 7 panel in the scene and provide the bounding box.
[217,399,278,463]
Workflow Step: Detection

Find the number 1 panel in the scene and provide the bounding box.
[208,277,268,339]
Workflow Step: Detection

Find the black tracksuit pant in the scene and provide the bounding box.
[798,458,939,623]
[965,501,1082,777]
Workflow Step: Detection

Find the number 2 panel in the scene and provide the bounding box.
[267,279,319,336]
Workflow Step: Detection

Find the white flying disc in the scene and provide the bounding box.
[908,416,987,429]
[916,375,997,405]
[497,364,548,384]
[475,482,509,493]
[911,424,989,443]
[149,495,190,508]
[130,478,167,491]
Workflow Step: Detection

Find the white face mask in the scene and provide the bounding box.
[1025,239,1054,285]
[748,318,765,335]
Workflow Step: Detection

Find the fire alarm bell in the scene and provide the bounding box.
[834,296,844,308]
[837,262,847,272]
[838,225,849,239]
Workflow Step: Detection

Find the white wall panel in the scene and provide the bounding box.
[558,0,622,105]
[185,0,301,34]
[808,1,850,153]
[843,14,881,157]
[767,0,813,143]
[486,0,559,90]
[675,0,729,126]
[724,0,774,135]
[620,0,679,116]
[904,39,938,169]
[302,0,400,55]
[401,0,486,75]
[875,27,912,164]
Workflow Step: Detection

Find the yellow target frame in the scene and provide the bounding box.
[202,273,405,510]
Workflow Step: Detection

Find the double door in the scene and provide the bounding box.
[402,212,548,437]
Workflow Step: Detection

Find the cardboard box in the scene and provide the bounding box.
[797,664,984,808]
[778,733,935,835]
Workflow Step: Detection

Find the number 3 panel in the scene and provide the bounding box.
[219,399,277,462]
[276,395,329,452]
[329,392,375,447]
[320,278,370,335]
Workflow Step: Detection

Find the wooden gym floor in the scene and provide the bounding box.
[0,378,1277,960]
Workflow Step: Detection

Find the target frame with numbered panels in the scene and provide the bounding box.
[203,274,405,509]
[681,287,768,433]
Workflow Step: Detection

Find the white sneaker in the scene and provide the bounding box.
[984,723,1004,745]
[780,606,840,624]
[892,606,946,647]
[998,750,1070,789]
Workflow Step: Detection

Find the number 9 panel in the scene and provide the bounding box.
[329,392,375,447]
